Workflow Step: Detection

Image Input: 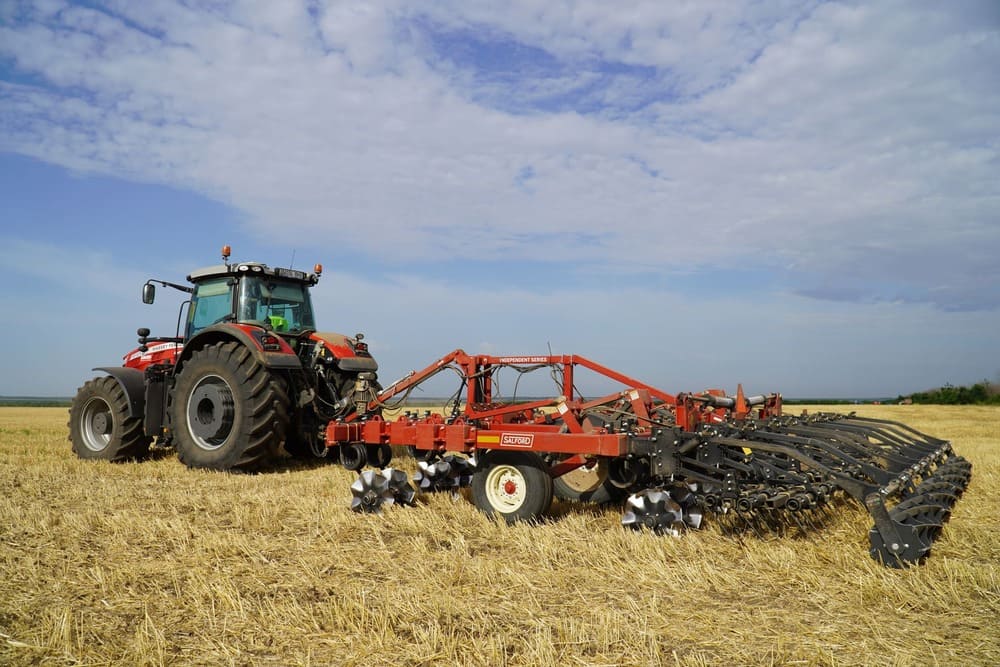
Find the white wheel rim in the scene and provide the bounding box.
[484,464,527,513]
[80,396,113,452]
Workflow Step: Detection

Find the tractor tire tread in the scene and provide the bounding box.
[68,376,151,462]
[171,341,289,471]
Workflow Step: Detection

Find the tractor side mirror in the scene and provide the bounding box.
[142,282,155,304]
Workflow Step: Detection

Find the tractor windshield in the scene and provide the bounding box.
[237,276,316,334]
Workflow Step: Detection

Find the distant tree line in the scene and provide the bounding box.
[901,381,1000,405]
[0,397,71,407]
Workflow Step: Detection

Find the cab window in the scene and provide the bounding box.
[188,278,234,336]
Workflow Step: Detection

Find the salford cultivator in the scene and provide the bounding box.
[70,247,972,568]
[330,350,971,568]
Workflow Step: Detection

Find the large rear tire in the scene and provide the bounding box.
[69,376,151,461]
[471,451,553,523]
[171,341,289,471]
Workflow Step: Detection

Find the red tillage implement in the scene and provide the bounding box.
[329,350,971,568]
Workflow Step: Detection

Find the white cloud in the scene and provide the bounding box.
[0,0,997,320]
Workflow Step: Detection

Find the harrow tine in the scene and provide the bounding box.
[738,511,767,539]
[761,509,787,535]
[811,502,833,525]
[787,509,810,536]
[800,509,822,533]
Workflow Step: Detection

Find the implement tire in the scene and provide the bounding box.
[553,458,624,505]
[472,451,553,523]
[171,341,288,471]
[69,376,151,462]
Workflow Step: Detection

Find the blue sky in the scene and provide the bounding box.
[1,0,998,398]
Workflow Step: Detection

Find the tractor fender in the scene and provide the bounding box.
[174,324,303,374]
[94,366,146,419]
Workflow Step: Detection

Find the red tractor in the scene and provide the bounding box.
[69,246,379,471]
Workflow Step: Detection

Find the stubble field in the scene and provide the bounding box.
[1,404,998,666]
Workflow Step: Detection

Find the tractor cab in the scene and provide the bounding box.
[140,245,323,344]
[184,264,319,339]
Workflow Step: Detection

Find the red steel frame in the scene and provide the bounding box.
[324,349,781,473]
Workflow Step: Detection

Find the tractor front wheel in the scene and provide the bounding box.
[171,341,289,471]
[69,376,151,461]
[471,451,553,523]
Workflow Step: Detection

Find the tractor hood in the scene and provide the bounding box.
[311,332,378,373]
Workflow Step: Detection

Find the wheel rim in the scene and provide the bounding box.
[559,459,608,493]
[79,396,113,452]
[186,373,236,451]
[484,464,527,513]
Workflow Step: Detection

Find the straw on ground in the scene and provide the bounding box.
[0,405,997,666]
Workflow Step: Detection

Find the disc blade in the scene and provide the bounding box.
[350,470,393,513]
[383,468,416,506]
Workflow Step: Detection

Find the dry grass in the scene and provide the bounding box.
[1,404,997,666]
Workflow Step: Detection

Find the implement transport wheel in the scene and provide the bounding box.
[472,451,553,523]
[553,458,623,505]
[69,376,151,461]
[170,341,289,471]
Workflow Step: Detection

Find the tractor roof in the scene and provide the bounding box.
[187,262,319,285]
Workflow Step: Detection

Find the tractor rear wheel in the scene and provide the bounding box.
[171,341,289,471]
[69,376,151,461]
[471,451,553,523]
